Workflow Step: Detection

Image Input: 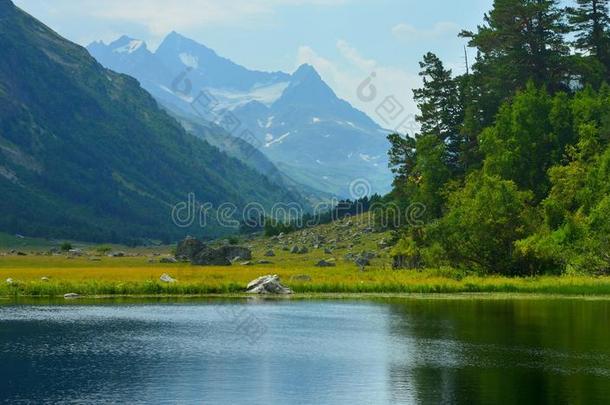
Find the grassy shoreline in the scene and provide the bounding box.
[4,292,610,303]
[2,256,610,297]
[4,278,610,297]
[0,265,610,297]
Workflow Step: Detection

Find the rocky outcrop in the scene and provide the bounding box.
[246,275,293,294]
[219,246,252,262]
[175,236,205,260]
[290,245,308,254]
[175,237,252,266]
[191,248,232,266]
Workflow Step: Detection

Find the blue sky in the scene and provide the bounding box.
[14,0,493,123]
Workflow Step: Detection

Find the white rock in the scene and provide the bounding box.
[63,293,81,299]
[246,275,292,295]
[160,273,177,283]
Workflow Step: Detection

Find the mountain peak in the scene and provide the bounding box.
[293,64,320,80]
[156,31,219,63]
[166,30,186,40]
[159,31,204,49]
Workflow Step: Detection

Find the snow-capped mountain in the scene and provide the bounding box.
[88,32,392,197]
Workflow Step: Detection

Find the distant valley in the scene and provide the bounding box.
[0,1,307,244]
[88,33,393,197]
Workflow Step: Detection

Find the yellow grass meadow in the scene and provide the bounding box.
[2,255,610,297]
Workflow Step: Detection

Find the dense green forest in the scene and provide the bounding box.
[386,0,610,275]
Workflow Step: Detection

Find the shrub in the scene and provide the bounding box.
[96,245,113,254]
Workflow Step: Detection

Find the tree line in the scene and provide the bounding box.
[385,0,610,275]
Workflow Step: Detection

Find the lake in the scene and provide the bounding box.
[0,297,609,404]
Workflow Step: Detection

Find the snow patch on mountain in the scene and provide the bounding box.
[179,52,199,69]
[114,39,143,54]
[265,132,290,147]
[159,84,194,103]
[207,82,289,110]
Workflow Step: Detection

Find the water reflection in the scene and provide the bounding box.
[385,298,610,404]
[0,298,609,404]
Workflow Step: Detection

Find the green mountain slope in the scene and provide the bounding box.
[0,0,305,244]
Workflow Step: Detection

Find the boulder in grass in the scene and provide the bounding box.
[160,273,177,283]
[160,257,178,264]
[315,259,336,268]
[219,246,252,262]
[361,251,377,260]
[246,275,293,295]
[175,236,206,261]
[177,236,252,266]
[191,247,232,266]
[264,250,276,257]
[68,249,83,257]
[63,293,81,299]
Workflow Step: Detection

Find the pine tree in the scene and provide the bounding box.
[461,0,569,111]
[387,133,417,187]
[412,53,463,171]
[412,53,461,142]
[568,0,610,64]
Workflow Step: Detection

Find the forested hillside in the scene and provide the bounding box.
[385,0,610,275]
[0,0,305,244]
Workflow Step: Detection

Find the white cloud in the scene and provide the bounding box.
[392,22,460,42]
[296,40,420,129]
[336,39,376,71]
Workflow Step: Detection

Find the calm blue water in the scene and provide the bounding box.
[0,298,609,404]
